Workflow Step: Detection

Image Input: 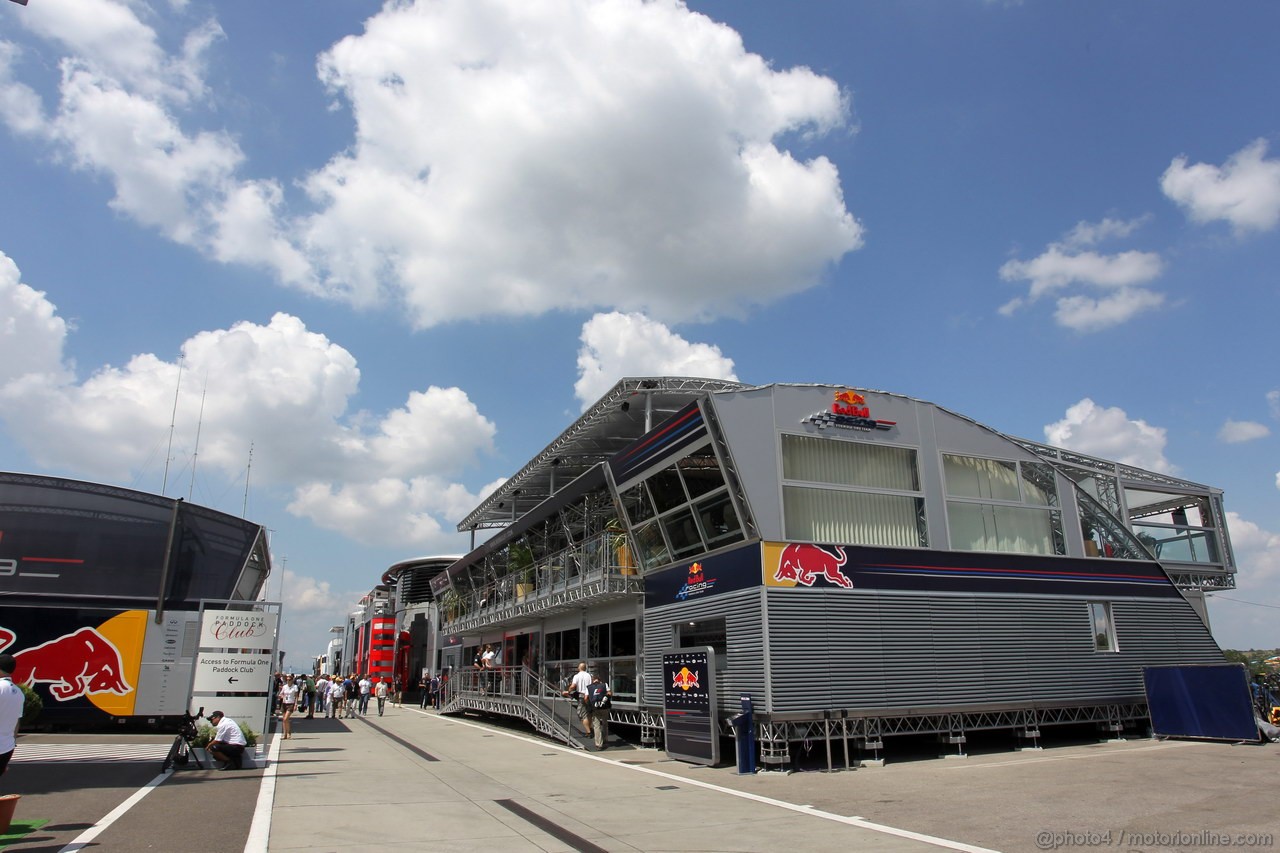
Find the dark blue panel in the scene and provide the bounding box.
[609,402,707,485]
[1143,664,1259,742]
[644,542,761,608]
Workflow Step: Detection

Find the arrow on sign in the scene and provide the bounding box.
[228,677,239,685]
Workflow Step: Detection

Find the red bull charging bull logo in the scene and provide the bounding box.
[672,665,700,691]
[0,620,137,704]
[770,543,854,589]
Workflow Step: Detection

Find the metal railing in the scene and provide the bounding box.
[440,533,642,633]
[438,665,587,748]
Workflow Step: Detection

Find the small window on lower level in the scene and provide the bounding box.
[676,617,727,669]
[1089,601,1118,652]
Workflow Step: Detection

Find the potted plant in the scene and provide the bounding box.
[509,542,536,600]
[607,519,636,575]
[439,588,463,621]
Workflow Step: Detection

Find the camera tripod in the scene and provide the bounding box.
[161,707,205,772]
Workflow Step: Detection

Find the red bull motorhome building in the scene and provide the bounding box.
[429,378,1233,763]
[0,472,272,729]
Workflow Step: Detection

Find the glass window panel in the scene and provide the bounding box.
[561,629,579,661]
[662,507,704,558]
[696,491,744,546]
[947,502,1061,555]
[1020,461,1058,507]
[544,632,562,662]
[587,623,606,659]
[783,434,919,491]
[621,482,656,524]
[647,466,688,514]
[610,660,637,702]
[1089,602,1117,652]
[678,446,727,499]
[1131,523,1219,563]
[610,620,636,656]
[944,455,1020,501]
[784,486,926,548]
[632,519,671,570]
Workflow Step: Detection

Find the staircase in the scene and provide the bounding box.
[438,666,591,749]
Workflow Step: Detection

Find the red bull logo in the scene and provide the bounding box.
[0,625,134,701]
[676,561,716,600]
[832,389,869,418]
[672,665,700,691]
[773,543,853,589]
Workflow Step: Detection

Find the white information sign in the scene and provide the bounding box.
[193,652,274,693]
[198,611,277,650]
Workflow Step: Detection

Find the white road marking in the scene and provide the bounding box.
[408,707,1000,853]
[57,771,169,852]
[243,735,283,853]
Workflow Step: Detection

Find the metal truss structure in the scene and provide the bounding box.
[439,665,1150,766]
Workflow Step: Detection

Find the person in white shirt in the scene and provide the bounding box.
[357,676,372,715]
[278,674,299,739]
[565,662,595,737]
[374,678,390,716]
[206,710,248,771]
[0,654,23,776]
[327,675,345,718]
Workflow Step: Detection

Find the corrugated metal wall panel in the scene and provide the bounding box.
[643,588,766,713]
[765,590,1222,713]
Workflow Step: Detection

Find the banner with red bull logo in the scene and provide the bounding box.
[643,541,760,609]
[0,606,196,725]
[763,541,1182,598]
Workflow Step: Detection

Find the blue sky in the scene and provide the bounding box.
[0,0,1276,666]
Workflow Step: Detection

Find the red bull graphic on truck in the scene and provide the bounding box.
[0,610,146,716]
[671,665,700,691]
[767,543,854,589]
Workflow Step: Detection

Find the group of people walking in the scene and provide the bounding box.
[273,672,405,737]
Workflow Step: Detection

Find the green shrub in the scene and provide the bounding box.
[19,684,42,727]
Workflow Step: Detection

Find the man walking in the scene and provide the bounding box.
[583,673,613,750]
[565,662,594,738]
[374,678,390,716]
[0,654,23,777]
[358,674,372,715]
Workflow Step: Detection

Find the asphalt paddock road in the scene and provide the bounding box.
[2,718,1277,853]
[0,735,263,853]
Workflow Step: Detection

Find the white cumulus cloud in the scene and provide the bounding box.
[574,312,738,408]
[999,217,1164,332]
[1,0,862,329]
[0,250,72,387]
[0,253,497,551]
[1161,139,1280,234]
[1044,398,1174,474]
[1218,419,1270,444]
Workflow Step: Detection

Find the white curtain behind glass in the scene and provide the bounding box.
[784,487,922,547]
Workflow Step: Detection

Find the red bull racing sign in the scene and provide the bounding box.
[801,388,896,432]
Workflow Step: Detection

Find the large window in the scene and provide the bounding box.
[1124,487,1221,565]
[542,627,580,691]
[782,435,926,547]
[676,617,727,670]
[619,441,746,570]
[587,619,637,702]
[944,455,1064,555]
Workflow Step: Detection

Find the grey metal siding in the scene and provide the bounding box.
[642,588,766,713]
[766,590,1223,713]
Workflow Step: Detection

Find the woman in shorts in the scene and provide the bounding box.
[278,674,299,739]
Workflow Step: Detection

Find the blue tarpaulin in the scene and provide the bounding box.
[1143,664,1259,742]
